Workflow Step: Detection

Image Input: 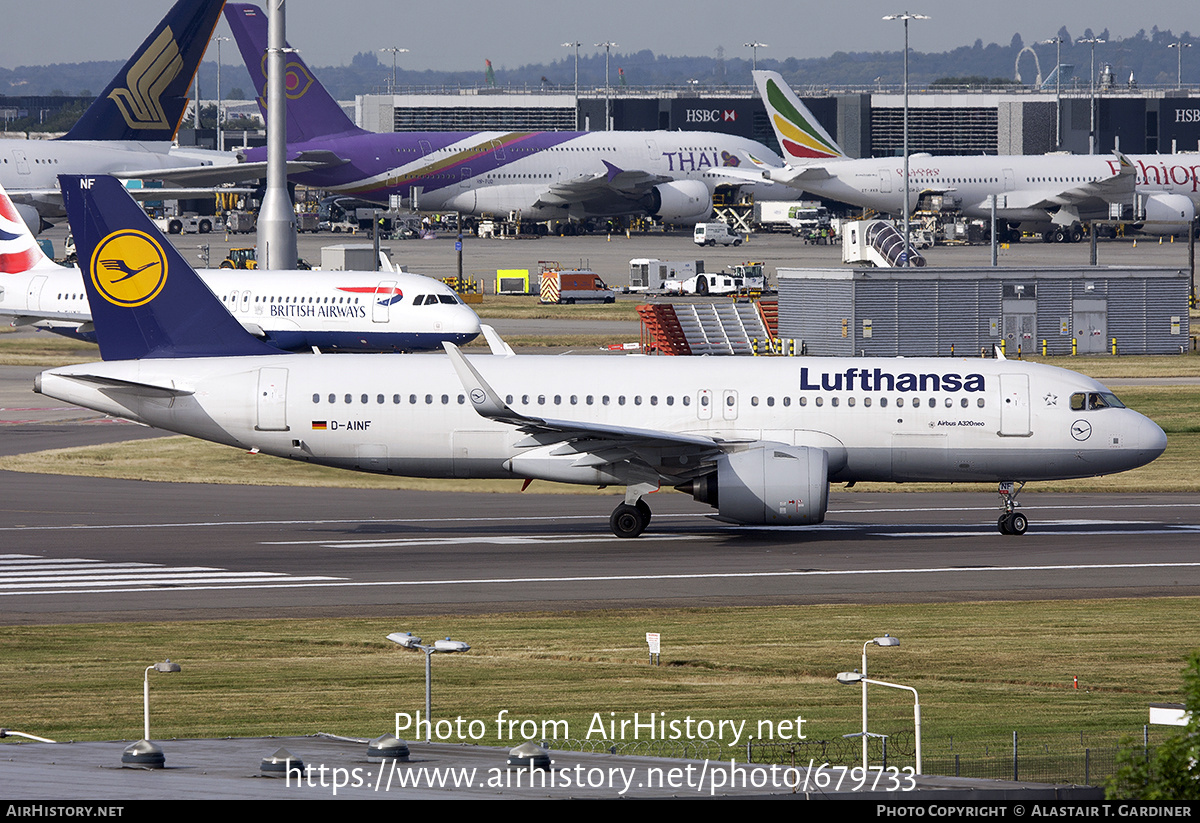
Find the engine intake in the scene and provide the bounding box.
[677,445,829,525]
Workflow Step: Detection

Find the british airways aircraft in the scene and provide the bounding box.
[0,182,480,352]
[221,3,794,224]
[35,175,1166,539]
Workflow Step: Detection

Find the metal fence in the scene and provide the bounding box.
[542,730,1157,788]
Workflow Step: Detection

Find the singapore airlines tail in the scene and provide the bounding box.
[61,0,226,142]
[60,174,282,361]
[752,70,846,164]
[223,2,366,142]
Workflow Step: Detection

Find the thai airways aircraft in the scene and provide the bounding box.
[221,3,795,224]
[36,174,1167,538]
[745,70,1143,243]
[0,183,480,352]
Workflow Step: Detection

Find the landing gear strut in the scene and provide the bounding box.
[996,480,1028,535]
[610,485,655,538]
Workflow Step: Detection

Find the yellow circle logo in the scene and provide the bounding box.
[90,230,168,307]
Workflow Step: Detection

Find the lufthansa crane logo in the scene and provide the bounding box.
[91,230,168,307]
[107,27,183,130]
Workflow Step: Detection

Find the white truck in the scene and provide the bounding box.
[693,222,742,247]
[664,262,767,296]
[628,258,705,292]
[753,200,831,235]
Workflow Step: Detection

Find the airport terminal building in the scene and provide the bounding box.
[356,86,1200,159]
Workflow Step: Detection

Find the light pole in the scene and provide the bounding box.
[883,11,929,267]
[1079,37,1105,154]
[744,42,768,73]
[859,635,899,770]
[596,42,618,131]
[212,36,229,152]
[563,41,581,129]
[838,671,922,775]
[1169,42,1191,91]
[379,47,409,95]
[142,659,181,741]
[1041,37,1064,149]
[388,632,471,744]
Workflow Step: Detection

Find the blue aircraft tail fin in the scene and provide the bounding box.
[60,174,282,362]
[224,3,366,143]
[62,0,225,142]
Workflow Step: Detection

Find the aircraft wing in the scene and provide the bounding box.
[443,343,741,481]
[112,151,350,187]
[533,161,669,211]
[1011,152,1136,211]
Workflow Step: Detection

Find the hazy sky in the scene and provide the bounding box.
[1,0,1196,72]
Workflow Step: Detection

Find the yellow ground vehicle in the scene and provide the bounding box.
[220,248,258,269]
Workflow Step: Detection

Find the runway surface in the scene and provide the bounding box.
[1,466,1198,623]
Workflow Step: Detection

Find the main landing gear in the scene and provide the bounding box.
[997,480,1028,535]
[610,483,657,538]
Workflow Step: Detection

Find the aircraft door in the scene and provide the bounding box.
[878,168,892,193]
[998,373,1031,436]
[255,367,289,432]
[419,140,433,157]
[697,389,712,420]
[722,390,739,421]
[372,280,397,323]
[25,275,46,310]
[11,150,29,175]
[1003,168,1015,191]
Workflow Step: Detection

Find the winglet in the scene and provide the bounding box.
[480,324,515,356]
[60,174,284,361]
[442,342,530,424]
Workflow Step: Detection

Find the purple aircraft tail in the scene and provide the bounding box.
[62,0,225,142]
[224,3,366,143]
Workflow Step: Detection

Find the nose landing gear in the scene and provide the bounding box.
[997,481,1028,535]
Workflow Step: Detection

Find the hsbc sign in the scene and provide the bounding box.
[685,109,737,123]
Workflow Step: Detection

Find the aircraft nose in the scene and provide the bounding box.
[1141,413,1168,460]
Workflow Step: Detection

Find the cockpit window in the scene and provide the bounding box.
[1072,391,1126,411]
[437,295,457,305]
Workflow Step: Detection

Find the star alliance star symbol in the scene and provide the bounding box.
[1043,393,1058,406]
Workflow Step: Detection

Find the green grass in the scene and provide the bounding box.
[1,600,1196,755]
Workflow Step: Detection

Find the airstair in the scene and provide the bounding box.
[637,300,773,355]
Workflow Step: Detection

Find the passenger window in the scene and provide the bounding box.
[312,394,320,403]
[847,397,855,407]
[815,397,824,407]
[328,394,336,403]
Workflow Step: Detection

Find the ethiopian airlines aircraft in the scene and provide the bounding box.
[36,175,1166,538]
[221,3,795,224]
[746,70,1146,242]
[0,183,480,352]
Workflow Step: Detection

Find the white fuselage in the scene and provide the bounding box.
[36,353,1166,487]
[0,139,239,219]
[2,265,481,352]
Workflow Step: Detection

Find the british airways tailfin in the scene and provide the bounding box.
[62,0,225,142]
[752,70,846,164]
[59,174,281,361]
[0,183,65,275]
[224,3,366,143]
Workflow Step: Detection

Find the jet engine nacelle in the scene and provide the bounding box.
[13,202,45,236]
[644,180,712,223]
[679,445,829,525]
[1140,194,1197,235]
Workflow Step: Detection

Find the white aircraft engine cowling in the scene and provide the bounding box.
[645,180,712,223]
[682,445,829,525]
[1141,194,1196,234]
[13,202,43,236]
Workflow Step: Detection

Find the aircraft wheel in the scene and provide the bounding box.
[1070,225,1083,243]
[635,498,652,526]
[610,504,648,538]
[1009,512,1028,535]
[998,515,1011,535]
